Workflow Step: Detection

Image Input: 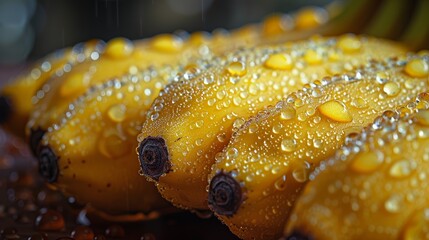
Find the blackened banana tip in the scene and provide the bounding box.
[138,136,171,181]
[30,128,47,157]
[0,95,12,123]
[285,231,313,240]
[38,146,59,183]
[208,171,243,217]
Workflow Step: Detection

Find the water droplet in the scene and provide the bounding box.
[105,37,134,58]
[351,97,368,109]
[248,122,259,133]
[383,82,400,97]
[71,225,95,240]
[384,194,403,213]
[107,104,126,122]
[304,49,322,65]
[60,72,89,97]
[272,123,283,134]
[151,34,183,52]
[405,59,429,78]
[233,118,246,129]
[281,138,297,152]
[337,35,361,53]
[274,174,287,191]
[389,159,416,178]
[376,71,389,84]
[292,161,311,182]
[318,100,353,123]
[217,133,226,142]
[35,209,65,231]
[226,61,247,77]
[280,106,296,120]
[264,53,293,70]
[226,148,238,160]
[350,150,384,173]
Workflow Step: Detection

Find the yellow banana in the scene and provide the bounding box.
[284,106,429,240]
[0,39,105,139]
[37,66,185,215]
[26,7,333,157]
[137,35,407,211]
[26,35,205,155]
[207,55,429,239]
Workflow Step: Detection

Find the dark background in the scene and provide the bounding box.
[0,0,332,83]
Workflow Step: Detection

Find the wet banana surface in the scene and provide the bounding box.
[284,107,429,240]
[26,34,218,155]
[0,129,238,240]
[0,40,105,139]
[137,35,407,211]
[208,55,429,239]
[1,6,331,143]
[37,61,213,214]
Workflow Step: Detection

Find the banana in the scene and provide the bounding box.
[26,35,204,155]
[207,55,429,240]
[137,35,408,211]
[36,64,191,215]
[284,105,429,240]
[26,6,334,157]
[0,39,105,139]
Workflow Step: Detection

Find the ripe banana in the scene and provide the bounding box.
[36,66,189,214]
[26,6,334,157]
[26,35,205,155]
[0,39,105,139]
[207,55,429,239]
[285,106,429,240]
[137,35,408,211]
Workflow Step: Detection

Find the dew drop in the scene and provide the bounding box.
[105,37,134,58]
[304,49,322,65]
[389,159,416,178]
[281,138,297,152]
[318,100,353,123]
[350,150,384,173]
[274,174,287,191]
[107,104,126,122]
[226,61,247,77]
[337,35,361,53]
[292,161,310,182]
[405,59,429,78]
[264,53,293,70]
[384,194,403,213]
[280,106,296,120]
[383,82,400,97]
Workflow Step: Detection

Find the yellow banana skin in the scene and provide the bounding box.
[285,106,429,240]
[26,35,206,154]
[25,20,310,156]
[208,55,429,240]
[37,65,189,214]
[0,40,104,139]
[137,35,408,211]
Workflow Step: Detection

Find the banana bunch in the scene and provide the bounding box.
[284,104,429,240]
[137,35,407,210]
[0,40,105,139]
[1,0,429,238]
[0,5,330,143]
[207,55,429,239]
[10,6,331,215]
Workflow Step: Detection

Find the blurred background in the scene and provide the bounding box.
[0,0,332,84]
